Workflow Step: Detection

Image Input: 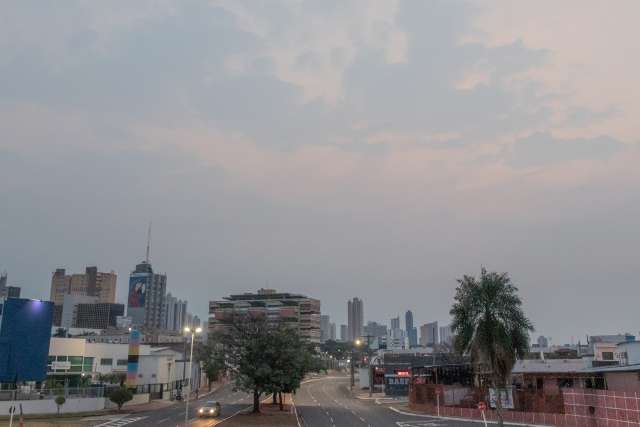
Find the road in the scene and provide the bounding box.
[90,383,253,427]
[294,375,508,427]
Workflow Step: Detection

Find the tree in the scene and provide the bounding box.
[450,268,534,427]
[109,387,133,411]
[54,395,66,415]
[99,372,126,386]
[222,315,277,413]
[221,314,320,413]
[197,339,226,391]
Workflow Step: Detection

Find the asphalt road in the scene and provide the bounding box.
[294,375,513,427]
[91,383,253,427]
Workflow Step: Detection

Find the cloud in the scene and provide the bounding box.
[509,132,625,168]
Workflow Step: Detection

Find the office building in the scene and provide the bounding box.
[209,289,321,343]
[164,293,188,332]
[50,267,117,306]
[390,316,400,330]
[0,272,22,299]
[0,298,54,382]
[320,315,331,343]
[347,298,364,342]
[127,261,167,330]
[59,294,99,328]
[405,310,418,347]
[420,321,438,347]
[364,321,388,338]
[340,324,348,342]
[439,324,453,346]
[75,303,124,329]
[329,322,336,341]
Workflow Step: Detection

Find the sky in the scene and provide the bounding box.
[1,1,639,345]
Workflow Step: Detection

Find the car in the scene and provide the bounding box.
[197,400,221,417]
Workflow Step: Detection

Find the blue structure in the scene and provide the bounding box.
[0,298,54,382]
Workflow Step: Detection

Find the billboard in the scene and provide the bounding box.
[128,274,149,308]
[126,329,141,388]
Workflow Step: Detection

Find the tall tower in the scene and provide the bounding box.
[347,297,363,341]
[128,227,166,330]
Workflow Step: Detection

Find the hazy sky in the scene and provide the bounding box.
[1,1,639,344]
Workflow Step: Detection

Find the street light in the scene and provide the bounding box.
[183,326,202,427]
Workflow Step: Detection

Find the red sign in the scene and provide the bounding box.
[396,370,410,377]
[478,402,487,411]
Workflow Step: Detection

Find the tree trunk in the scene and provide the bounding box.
[208,379,212,391]
[253,390,260,413]
[272,393,277,405]
[278,392,284,411]
[494,379,504,427]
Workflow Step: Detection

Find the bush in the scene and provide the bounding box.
[54,395,66,415]
[109,387,133,411]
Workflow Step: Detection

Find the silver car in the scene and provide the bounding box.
[198,400,221,417]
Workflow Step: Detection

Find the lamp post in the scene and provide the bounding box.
[350,339,362,391]
[184,326,202,427]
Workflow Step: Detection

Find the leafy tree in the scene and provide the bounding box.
[197,338,226,391]
[109,387,133,411]
[221,314,320,413]
[222,315,278,413]
[450,268,534,426]
[54,395,66,415]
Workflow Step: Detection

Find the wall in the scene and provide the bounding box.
[105,392,149,409]
[0,397,105,415]
[605,372,640,393]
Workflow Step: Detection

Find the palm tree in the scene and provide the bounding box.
[450,268,534,426]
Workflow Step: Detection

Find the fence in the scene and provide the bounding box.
[410,384,640,426]
[0,386,104,401]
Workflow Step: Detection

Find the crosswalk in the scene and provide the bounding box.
[93,416,147,427]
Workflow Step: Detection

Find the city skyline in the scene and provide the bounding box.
[2,2,640,344]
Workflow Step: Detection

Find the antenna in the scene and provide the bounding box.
[145,221,152,263]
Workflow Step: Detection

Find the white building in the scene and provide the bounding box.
[47,337,201,392]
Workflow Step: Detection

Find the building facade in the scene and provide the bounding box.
[347,297,363,342]
[209,289,321,343]
[75,303,124,329]
[439,324,453,346]
[0,298,54,382]
[340,324,348,342]
[364,321,388,338]
[50,267,117,306]
[420,321,438,347]
[127,261,167,329]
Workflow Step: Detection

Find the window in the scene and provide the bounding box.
[117,359,128,366]
[69,356,83,364]
[56,356,68,361]
[602,352,614,361]
[100,358,113,366]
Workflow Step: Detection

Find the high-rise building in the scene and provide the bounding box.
[320,315,331,343]
[50,267,117,305]
[0,272,6,294]
[75,303,124,329]
[347,298,364,341]
[405,310,418,347]
[537,335,549,348]
[209,289,321,343]
[340,324,348,342]
[164,293,177,330]
[329,322,336,341]
[127,261,167,330]
[420,321,438,347]
[390,316,400,330]
[439,324,453,346]
[0,272,17,299]
[60,294,99,328]
[364,321,388,338]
